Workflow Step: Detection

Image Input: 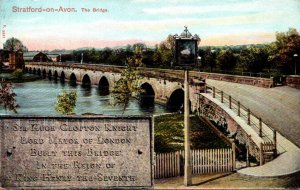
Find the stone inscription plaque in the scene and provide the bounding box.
[0,116,153,189]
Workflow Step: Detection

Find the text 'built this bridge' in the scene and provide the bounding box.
[25,62,300,176]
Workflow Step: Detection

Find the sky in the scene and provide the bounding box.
[0,0,300,50]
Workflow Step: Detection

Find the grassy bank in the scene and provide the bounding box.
[154,114,229,153]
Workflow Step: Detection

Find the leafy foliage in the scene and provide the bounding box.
[273,28,300,74]
[199,28,300,75]
[0,81,18,113]
[111,48,143,112]
[55,90,77,115]
[12,69,24,80]
[3,37,27,52]
[216,49,237,71]
[200,47,217,72]
[153,35,174,67]
[239,46,269,73]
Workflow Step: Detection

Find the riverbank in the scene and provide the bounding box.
[154,114,229,153]
[0,73,40,83]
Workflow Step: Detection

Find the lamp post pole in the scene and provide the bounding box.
[173,26,200,186]
[294,54,298,75]
[184,69,192,186]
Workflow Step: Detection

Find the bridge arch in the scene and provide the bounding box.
[167,88,185,112]
[82,74,91,87]
[33,68,36,74]
[69,73,77,85]
[37,68,41,76]
[29,68,32,74]
[60,71,65,82]
[98,76,110,95]
[42,69,46,78]
[53,70,58,80]
[139,82,155,108]
[48,70,52,79]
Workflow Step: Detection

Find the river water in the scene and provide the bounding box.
[0,77,167,116]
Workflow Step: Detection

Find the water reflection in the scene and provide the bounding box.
[81,85,92,97]
[98,87,110,96]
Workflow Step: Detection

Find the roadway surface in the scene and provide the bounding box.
[206,79,300,148]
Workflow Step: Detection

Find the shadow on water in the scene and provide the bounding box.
[69,81,77,88]
[81,85,92,97]
[98,87,110,96]
[139,95,155,111]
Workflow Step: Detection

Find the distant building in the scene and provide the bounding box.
[33,52,51,62]
[23,52,72,62]
[23,51,40,62]
[9,50,24,70]
[23,52,51,62]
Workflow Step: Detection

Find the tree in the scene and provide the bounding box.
[216,49,237,71]
[99,48,113,63]
[153,34,175,67]
[239,46,268,73]
[55,90,77,115]
[3,37,27,52]
[273,28,300,74]
[153,45,163,66]
[107,48,127,65]
[0,81,18,113]
[111,48,142,112]
[132,43,146,51]
[141,49,155,66]
[201,47,217,72]
[12,69,24,80]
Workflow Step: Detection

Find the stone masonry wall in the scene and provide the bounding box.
[199,95,260,160]
[198,72,275,88]
[286,75,300,89]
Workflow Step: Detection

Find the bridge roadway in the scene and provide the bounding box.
[206,79,300,148]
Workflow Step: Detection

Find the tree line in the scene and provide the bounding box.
[2,28,300,75]
[199,28,300,75]
[72,28,300,75]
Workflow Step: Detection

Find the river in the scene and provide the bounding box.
[0,77,168,116]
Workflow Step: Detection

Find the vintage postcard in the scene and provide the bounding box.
[0,0,299,189]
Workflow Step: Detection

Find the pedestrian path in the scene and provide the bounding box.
[201,81,300,176]
[206,79,300,148]
[238,146,300,177]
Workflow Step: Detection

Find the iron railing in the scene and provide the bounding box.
[204,84,285,154]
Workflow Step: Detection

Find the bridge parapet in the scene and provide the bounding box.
[198,85,284,165]
[199,72,275,88]
[286,75,300,89]
[25,62,277,88]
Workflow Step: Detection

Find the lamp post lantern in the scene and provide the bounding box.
[173,26,200,186]
[294,54,298,75]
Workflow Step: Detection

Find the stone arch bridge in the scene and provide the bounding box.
[25,62,200,112]
[25,62,300,173]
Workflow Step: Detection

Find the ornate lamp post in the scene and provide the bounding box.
[173,26,200,186]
